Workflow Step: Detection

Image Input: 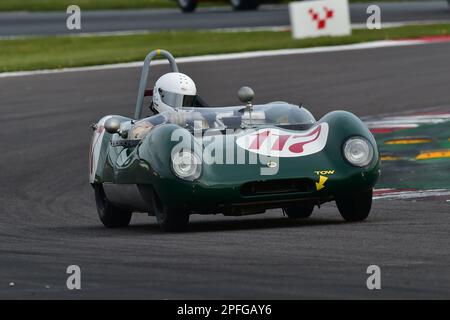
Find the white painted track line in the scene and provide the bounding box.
[0,39,425,79]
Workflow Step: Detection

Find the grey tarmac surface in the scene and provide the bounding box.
[0,1,450,37]
[0,41,450,299]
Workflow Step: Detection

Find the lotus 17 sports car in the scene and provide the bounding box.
[89,49,380,232]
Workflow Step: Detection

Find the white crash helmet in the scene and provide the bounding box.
[152,72,197,113]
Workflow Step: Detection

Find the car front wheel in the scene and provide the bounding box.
[230,0,259,11]
[152,191,190,232]
[177,0,198,12]
[336,189,373,222]
[94,185,132,228]
[283,202,314,219]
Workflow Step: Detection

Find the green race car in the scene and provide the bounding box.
[89,49,380,232]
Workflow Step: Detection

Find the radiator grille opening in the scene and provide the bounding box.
[240,179,314,196]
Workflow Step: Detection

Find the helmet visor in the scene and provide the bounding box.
[160,89,196,108]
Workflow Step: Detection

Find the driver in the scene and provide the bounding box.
[152,72,198,113]
[152,72,216,128]
[130,72,206,139]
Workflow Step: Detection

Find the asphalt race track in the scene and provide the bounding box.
[1,41,450,299]
[1,1,450,37]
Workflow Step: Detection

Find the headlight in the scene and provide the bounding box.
[171,150,201,181]
[343,137,374,167]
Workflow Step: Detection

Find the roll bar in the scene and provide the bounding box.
[134,49,179,119]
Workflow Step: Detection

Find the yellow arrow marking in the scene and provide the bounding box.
[316,175,328,191]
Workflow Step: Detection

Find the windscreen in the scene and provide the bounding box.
[129,103,316,139]
[181,103,316,130]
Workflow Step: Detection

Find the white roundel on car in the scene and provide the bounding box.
[236,123,329,157]
[89,115,114,183]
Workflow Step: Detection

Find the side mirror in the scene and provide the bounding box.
[104,118,121,134]
[238,86,255,104]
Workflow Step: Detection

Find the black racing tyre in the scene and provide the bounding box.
[283,202,314,219]
[177,0,198,12]
[94,185,132,228]
[152,191,190,232]
[336,189,373,222]
[230,0,259,11]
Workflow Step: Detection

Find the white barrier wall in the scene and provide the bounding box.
[289,0,351,39]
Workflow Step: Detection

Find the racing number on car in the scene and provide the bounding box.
[248,125,321,153]
[236,123,329,157]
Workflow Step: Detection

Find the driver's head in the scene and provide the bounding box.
[153,72,197,113]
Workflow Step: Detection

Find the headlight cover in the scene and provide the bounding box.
[171,150,202,181]
[343,137,374,167]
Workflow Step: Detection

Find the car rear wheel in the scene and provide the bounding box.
[177,0,198,12]
[336,189,373,222]
[152,190,190,232]
[94,185,132,228]
[283,202,314,219]
[230,0,259,11]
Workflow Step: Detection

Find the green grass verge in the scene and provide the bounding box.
[0,0,416,11]
[1,24,449,72]
[0,0,177,11]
